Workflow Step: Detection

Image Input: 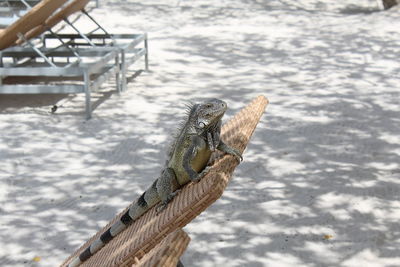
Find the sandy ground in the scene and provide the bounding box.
[1,0,400,266]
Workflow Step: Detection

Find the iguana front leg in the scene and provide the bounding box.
[217,140,243,162]
[213,121,222,150]
[183,137,210,182]
[207,132,215,151]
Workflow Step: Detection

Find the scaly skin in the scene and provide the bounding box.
[68,99,241,267]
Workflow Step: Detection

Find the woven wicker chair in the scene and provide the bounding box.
[61,95,268,267]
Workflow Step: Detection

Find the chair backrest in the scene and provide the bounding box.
[0,0,68,50]
[21,0,91,43]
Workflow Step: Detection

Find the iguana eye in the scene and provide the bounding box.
[198,122,206,128]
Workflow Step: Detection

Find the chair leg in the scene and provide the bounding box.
[121,50,127,91]
[115,53,121,93]
[84,70,92,119]
[144,34,149,71]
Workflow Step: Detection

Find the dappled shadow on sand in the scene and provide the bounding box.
[0,91,115,117]
[203,93,400,266]
[1,0,399,266]
[339,5,382,15]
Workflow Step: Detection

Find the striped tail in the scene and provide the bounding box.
[68,180,160,267]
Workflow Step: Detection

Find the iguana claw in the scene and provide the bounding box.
[227,148,243,163]
[156,189,181,213]
[234,151,243,163]
[192,166,211,183]
[217,141,242,163]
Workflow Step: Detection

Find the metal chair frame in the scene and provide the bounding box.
[0,46,121,119]
[0,0,148,119]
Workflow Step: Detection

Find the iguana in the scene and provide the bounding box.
[68,99,242,267]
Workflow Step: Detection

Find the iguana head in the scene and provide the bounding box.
[191,99,227,132]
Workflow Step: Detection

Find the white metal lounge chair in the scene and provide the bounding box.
[0,0,148,119]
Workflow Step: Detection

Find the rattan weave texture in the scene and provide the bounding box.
[132,229,190,267]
